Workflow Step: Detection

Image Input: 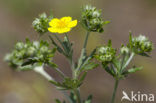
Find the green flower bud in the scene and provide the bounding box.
[4,53,13,62]
[131,35,153,54]
[120,46,129,54]
[14,50,25,59]
[64,36,68,42]
[27,47,36,56]
[92,11,101,18]
[40,46,48,53]
[15,42,24,50]
[4,39,56,71]
[95,46,116,62]
[32,13,53,34]
[33,41,40,48]
[81,5,109,33]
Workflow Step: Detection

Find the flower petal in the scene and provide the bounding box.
[58,28,71,33]
[61,17,72,23]
[49,18,60,27]
[48,27,58,33]
[68,20,77,28]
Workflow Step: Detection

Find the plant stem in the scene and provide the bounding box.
[111,79,119,103]
[83,31,90,49]
[122,52,135,70]
[74,89,81,103]
[33,66,73,103]
[34,66,54,81]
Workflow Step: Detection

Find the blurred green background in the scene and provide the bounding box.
[0,0,156,103]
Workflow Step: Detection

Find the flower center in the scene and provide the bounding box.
[57,21,67,28]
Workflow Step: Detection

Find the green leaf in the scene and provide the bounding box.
[78,48,96,71]
[48,62,58,68]
[103,21,110,25]
[79,72,87,82]
[138,52,150,57]
[81,62,99,72]
[102,63,115,77]
[84,95,92,103]
[21,59,37,66]
[55,99,66,103]
[49,35,65,54]
[17,65,33,71]
[128,67,143,73]
[112,59,120,69]
[49,80,60,86]
[49,78,82,90]
[122,66,143,75]
[55,99,61,103]
[89,48,96,58]
[108,40,112,47]
[70,92,77,103]
[129,32,133,49]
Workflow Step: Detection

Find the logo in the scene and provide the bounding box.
[121,91,155,102]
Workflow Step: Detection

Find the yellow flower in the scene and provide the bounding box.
[48,17,77,34]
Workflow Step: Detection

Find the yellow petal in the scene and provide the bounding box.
[48,27,58,33]
[61,17,72,23]
[49,18,60,27]
[68,20,77,28]
[58,28,71,33]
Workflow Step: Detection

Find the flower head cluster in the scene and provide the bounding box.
[95,45,116,63]
[81,5,109,33]
[120,45,129,54]
[5,39,56,70]
[48,17,77,34]
[32,13,52,34]
[130,35,153,54]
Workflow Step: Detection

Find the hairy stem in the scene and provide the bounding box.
[111,79,119,103]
